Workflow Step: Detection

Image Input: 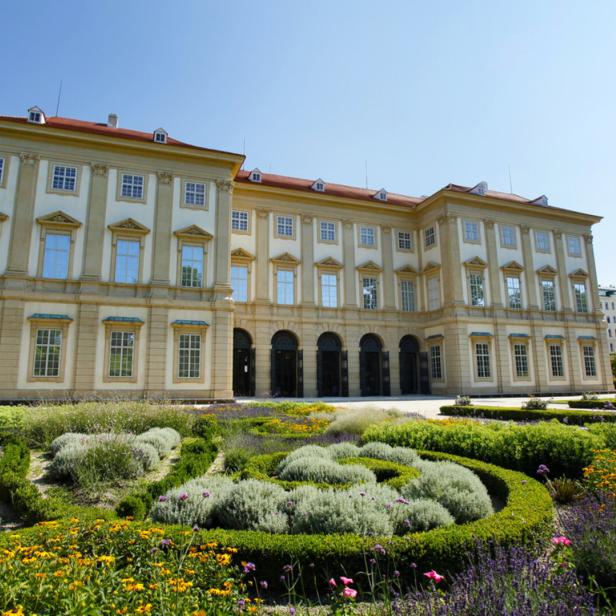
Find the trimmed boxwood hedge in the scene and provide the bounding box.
[567,399,616,409]
[440,404,616,424]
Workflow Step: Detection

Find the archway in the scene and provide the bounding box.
[359,334,389,396]
[399,335,420,394]
[317,332,347,397]
[271,330,302,397]
[233,329,254,397]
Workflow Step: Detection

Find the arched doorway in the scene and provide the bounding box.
[317,332,348,397]
[271,330,302,397]
[359,334,390,396]
[399,335,420,394]
[233,329,254,397]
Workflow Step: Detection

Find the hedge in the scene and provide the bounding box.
[440,404,616,425]
[363,420,602,477]
[567,399,616,409]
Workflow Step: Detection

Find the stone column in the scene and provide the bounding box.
[301,215,315,305]
[520,225,538,308]
[483,219,502,307]
[0,299,25,393]
[81,163,109,283]
[346,327,361,396]
[6,153,40,280]
[381,226,396,310]
[342,220,357,308]
[255,210,270,303]
[554,231,572,311]
[214,180,233,297]
[566,331,583,393]
[438,215,464,306]
[254,319,271,396]
[72,304,100,397]
[150,172,174,290]
[145,306,169,398]
[530,326,547,393]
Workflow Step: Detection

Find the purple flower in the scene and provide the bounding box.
[394,570,401,577]
[158,495,168,502]
[202,490,210,498]
[374,544,386,555]
[289,609,296,616]
[283,563,293,573]
[359,490,366,497]
[395,497,410,505]
[178,492,189,502]
[385,503,393,510]
[259,580,268,589]
[243,562,256,573]
[237,599,245,607]
[160,539,172,548]
[410,562,417,569]
[279,575,286,583]
[192,525,199,532]
[536,464,550,476]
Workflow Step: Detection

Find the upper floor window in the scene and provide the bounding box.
[180,244,204,288]
[184,181,206,207]
[0,157,6,185]
[120,174,145,200]
[397,231,413,251]
[115,239,140,284]
[500,225,517,249]
[51,164,78,192]
[362,277,378,310]
[463,220,480,243]
[320,221,336,243]
[153,128,168,144]
[276,215,294,239]
[469,272,485,307]
[359,226,376,247]
[400,279,416,312]
[427,276,441,310]
[506,275,522,309]
[27,106,45,124]
[232,210,249,232]
[535,230,551,253]
[321,273,338,308]
[276,269,295,304]
[249,168,262,183]
[567,234,582,258]
[424,226,436,248]
[42,233,71,279]
[573,282,588,313]
[231,265,248,302]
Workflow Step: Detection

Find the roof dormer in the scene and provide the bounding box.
[249,168,262,183]
[530,194,548,206]
[27,106,45,125]
[311,178,326,192]
[153,128,168,144]
[469,181,488,196]
[374,188,388,202]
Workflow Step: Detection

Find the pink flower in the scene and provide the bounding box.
[342,587,358,599]
[552,536,572,546]
[423,570,445,583]
[339,576,354,586]
[328,578,337,588]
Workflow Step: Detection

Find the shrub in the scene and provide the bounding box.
[454,395,472,406]
[49,432,87,456]
[549,477,585,504]
[130,441,160,472]
[75,440,143,487]
[328,442,362,459]
[568,398,616,409]
[582,391,599,401]
[276,445,331,472]
[115,494,147,519]
[389,497,455,533]
[135,427,181,458]
[223,448,252,473]
[523,397,549,410]
[278,456,376,484]
[359,442,419,466]
[325,407,403,437]
[587,423,616,449]
[192,414,220,440]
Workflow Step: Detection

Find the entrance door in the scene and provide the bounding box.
[359,334,383,396]
[399,335,420,394]
[271,331,300,397]
[317,332,343,397]
[233,329,254,396]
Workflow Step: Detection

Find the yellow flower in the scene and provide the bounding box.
[135,605,153,614]
[2,607,25,616]
[68,580,83,591]
[97,555,116,565]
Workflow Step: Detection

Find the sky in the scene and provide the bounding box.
[2,0,615,284]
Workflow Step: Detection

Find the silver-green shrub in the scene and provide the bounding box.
[359,442,419,466]
[50,432,88,456]
[389,497,455,533]
[135,427,181,458]
[328,442,362,459]
[276,445,331,473]
[279,457,376,484]
[131,442,160,472]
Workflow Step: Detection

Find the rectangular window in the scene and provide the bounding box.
[400,279,416,312]
[231,265,248,302]
[277,270,294,304]
[120,174,144,200]
[427,276,441,310]
[33,329,62,377]
[276,215,294,238]
[42,232,71,279]
[184,181,206,207]
[500,225,517,249]
[320,221,336,242]
[115,239,140,283]
[362,277,378,309]
[542,279,556,311]
[109,331,134,377]
[549,344,564,377]
[506,276,522,309]
[0,158,4,184]
[469,272,485,307]
[583,345,596,377]
[180,244,204,288]
[51,164,77,192]
[430,345,443,380]
[567,235,582,257]
[535,230,550,253]
[574,282,588,312]
[464,221,480,242]
[424,226,436,248]
[475,342,491,378]
[360,226,376,247]
[178,333,201,378]
[513,343,529,378]
[232,210,249,232]
[321,273,338,307]
[397,231,413,250]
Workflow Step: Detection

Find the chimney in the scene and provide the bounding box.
[107,113,118,128]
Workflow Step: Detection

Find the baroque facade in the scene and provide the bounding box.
[0,108,612,401]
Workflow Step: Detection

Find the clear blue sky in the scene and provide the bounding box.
[3,0,615,284]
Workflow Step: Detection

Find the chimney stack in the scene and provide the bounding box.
[107,113,118,128]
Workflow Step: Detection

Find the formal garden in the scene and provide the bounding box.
[0,397,614,614]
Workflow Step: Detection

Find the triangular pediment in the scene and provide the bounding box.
[271,252,300,265]
[356,260,383,273]
[501,260,524,272]
[536,264,557,276]
[231,247,256,261]
[395,264,418,275]
[107,218,150,234]
[569,268,588,279]
[422,261,442,273]
[36,210,82,228]
[464,256,488,269]
[316,256,343,269]
[174,225,213,240]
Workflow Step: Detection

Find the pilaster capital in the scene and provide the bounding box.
[156,171,173,185]
[381,225,392,234]
[552,229,562,240]
[482,218,495,229]
[256,209,270,219]
[520,224,530,235]
[583,233,593,245]
[89,163,109,177]
[343,219,354,230]
[302,214,313,225]
[215,179,234,194]
[19,152,39,166]
[437,213,457,225]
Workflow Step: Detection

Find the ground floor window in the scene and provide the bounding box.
[33,329,62,377]
[582,345,597,378]
[178,333,201,379]
[475,342,491,378]
[512,343,529,378]
[109,331,135,377]
[549,344,564,378]
[430,344,442,380]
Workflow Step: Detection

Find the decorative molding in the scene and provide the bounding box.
[343,219,354,230]
[356,260,383,273]
[395,264,418,278]
[536,264,558,278]
[422,261,442,274]
[302,215,313,224]
[463,256,488,270]
[315,256,343,270]
[381,225,392,234]
[216,179,233,193]
[552,229,563,240]
[270,252,301,266]
[230,247,256,262]
[90,163,108,177]
[157,171,173,185]
[0,213,8,223]
[36,210,82,229]
[108,218,150,235]
[482,218,495,229]
[583,233,593,244]
[500,260,524,273]
[568,268,589,280]
[256,209,270,219]
[173,224,213,242]
[520,224,530,235]
[19,152,39,166]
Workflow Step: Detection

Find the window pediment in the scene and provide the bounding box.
[536,264,557,278]
[464,256,488,270]
[108,218,150,235]
[316,256,343,270]
[422,261,441,274]
[569,268,588,280]
[356,260,383,273]
[36,210,82,229]
[501,260,524,273]
[271,252,300,266]
[395,264,418,277]
[174,224,213,242]
[231,247,256,263]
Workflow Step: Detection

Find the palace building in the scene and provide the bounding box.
[0,107,612,401]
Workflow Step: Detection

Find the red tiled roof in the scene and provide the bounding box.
[443,183,530,203]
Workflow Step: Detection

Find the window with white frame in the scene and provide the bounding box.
[542,279,556,311]
[397,231,413,251]
[513,343,529,378]
[120,174,144,200]
[115,239,140,283]
[430,344,443,380]
[506,276,522,309]
[469,272,485,307]
[109,331,135,377]
[362,277,378,309]
[360,226,376,247]
[277,269,294,304]
[400,279,416,312]
[424,226,436,248]
[232,210,249,232]
[231,265,248,302]
[500,225,517,249]
[180,244,204,288]
[573,282,588,313]
[321,273,338,307]
[464,220,480,243]
[42,233,71,279]
[320,221,336,242]
[567,235,582,257]
[535,230,551,253]
[51,165,77,192]
[427,276,441,310]
[276,215,294,238]
[582,344,596,377]
[184,181,206,207]
[0,158,4,184]
[475,342,491,378]
[178,333,201,378]
[549,344,564,377]
[33,329,62,377]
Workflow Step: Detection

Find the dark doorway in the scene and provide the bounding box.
[271,330,302,397]
[233,329,254,396]
[359,334,386,396]
[317,332,347,397]
[399,335,420,394]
